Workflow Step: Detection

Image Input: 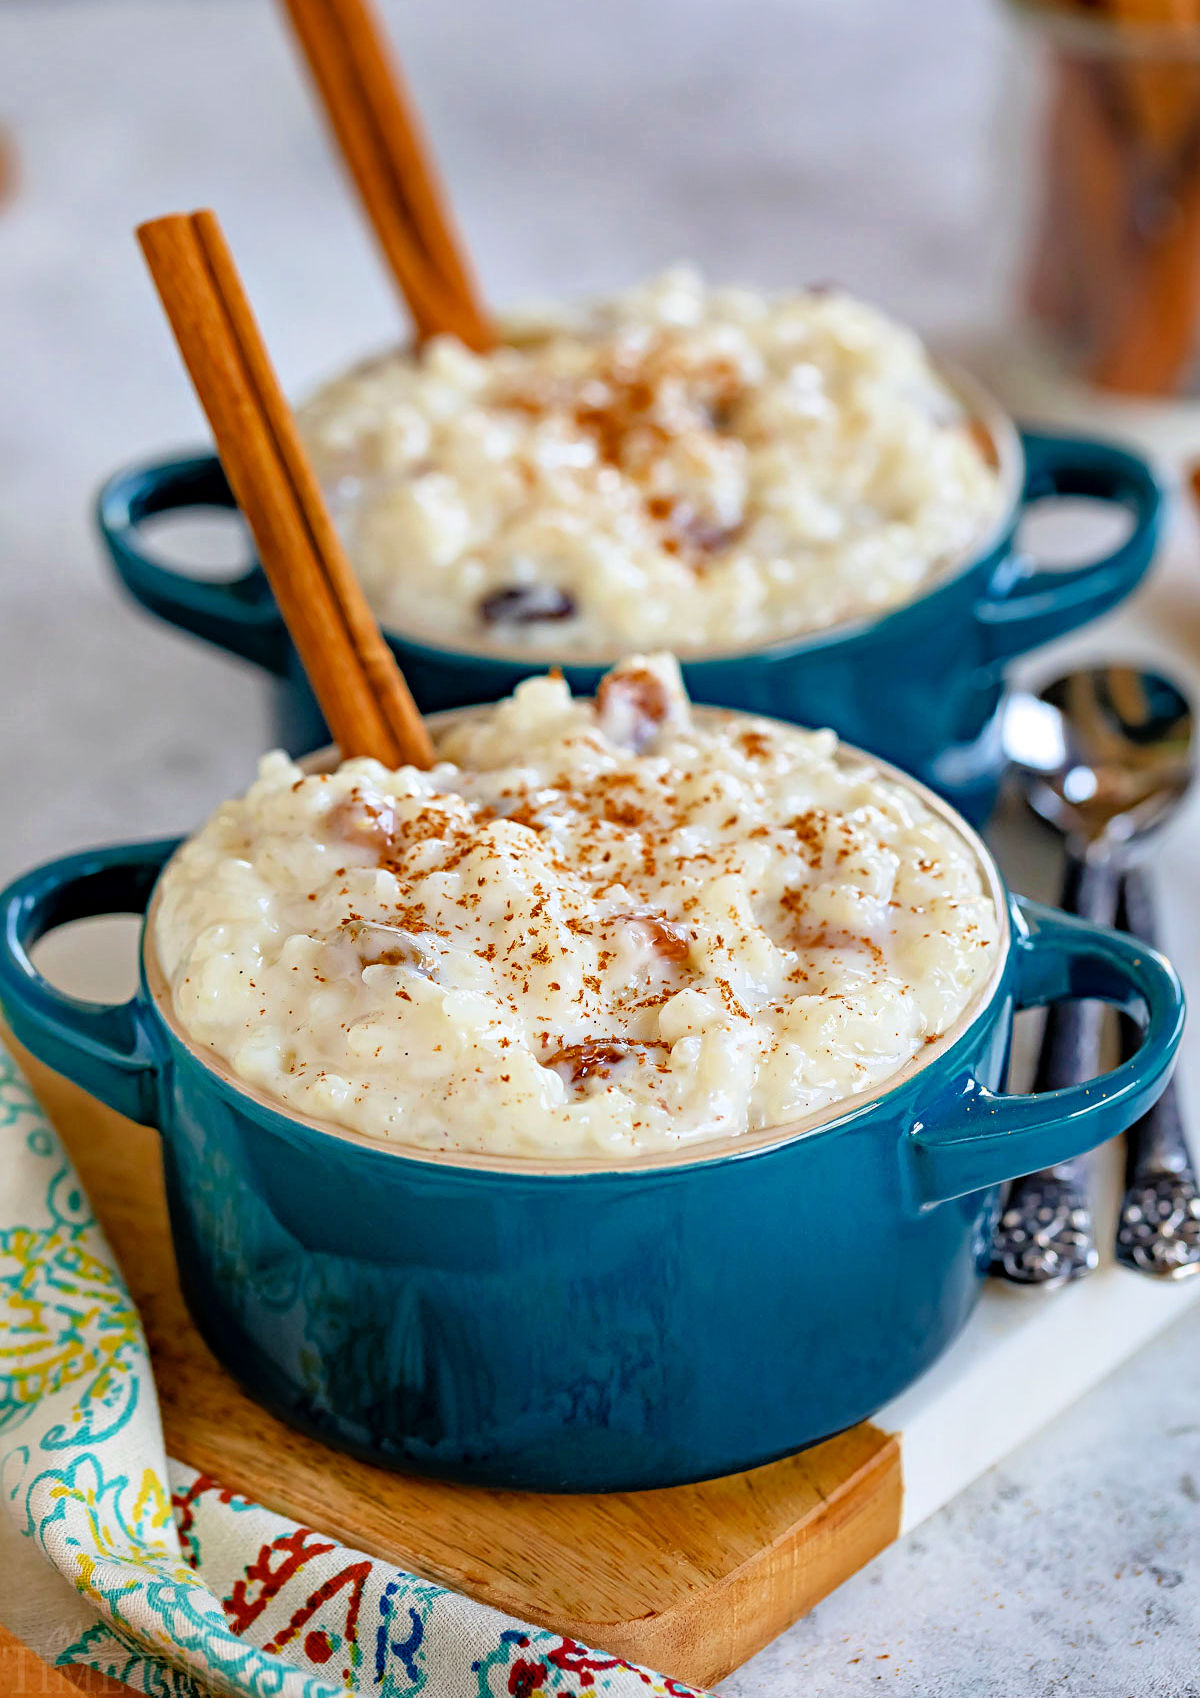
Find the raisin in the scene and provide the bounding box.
[479,584,576,626]
[618,913,691,963]
[647,495,740,560]
[346,921,432,974]
[682,514,739,554]
[965,416,1000,471]
[595,666,672,751]
[543,1039,666,1084]
[326,794,399,855]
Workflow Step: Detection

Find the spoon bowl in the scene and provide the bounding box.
[999,663,1197,1286]
[1004,667,1194,856]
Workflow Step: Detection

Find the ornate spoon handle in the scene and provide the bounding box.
[1115,867,1200,1280]
[990,854,1119,1288]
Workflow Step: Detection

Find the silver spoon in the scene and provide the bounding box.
[995,666,1194,1287]
[1115,868,1200,1278]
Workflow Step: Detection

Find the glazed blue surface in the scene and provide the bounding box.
[0,841,1183,1491]
[95,429,1164,822]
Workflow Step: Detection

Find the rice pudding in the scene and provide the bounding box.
[299,270,1003,658]
[153,656,1002,1159]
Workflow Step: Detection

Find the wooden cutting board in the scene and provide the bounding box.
[14,1048,901,1691]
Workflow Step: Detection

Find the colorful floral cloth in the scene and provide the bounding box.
[0,1045,709,1698]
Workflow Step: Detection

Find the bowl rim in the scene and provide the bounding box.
[141,702,1012,1178]
[314,358,1023,671]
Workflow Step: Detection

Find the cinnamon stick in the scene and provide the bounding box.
[1028,56,1131,341]
[1026,0,1200,393]
[1091,0,1200,130]
[1090,154,1200,390]
[138,209,434,769]
[277,0,494,351]
[1094,0,1200,387]
[1068,59,1136,349]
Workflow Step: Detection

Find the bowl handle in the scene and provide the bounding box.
[95,454,291,677]
[0,841,179,1126]
[975,431,1165,663]
[912,896,1185,1206]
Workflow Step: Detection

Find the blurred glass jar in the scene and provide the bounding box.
[1007,0,1200,397]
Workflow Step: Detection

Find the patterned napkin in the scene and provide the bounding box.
[0,1045,708,1698]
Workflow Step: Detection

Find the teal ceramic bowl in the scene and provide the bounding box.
[96,378,1165,824]
[0,731,1182,1491]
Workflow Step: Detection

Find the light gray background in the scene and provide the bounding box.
[0,0,1011,881]
[2,4,1199,1694]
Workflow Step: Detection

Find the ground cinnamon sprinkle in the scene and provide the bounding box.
[156,656,1000,1157]
[500,337,747,574]
[299,273,1000,660]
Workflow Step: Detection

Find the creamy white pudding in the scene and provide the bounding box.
[153,657,1001,1160]
[299,270,1002,658]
